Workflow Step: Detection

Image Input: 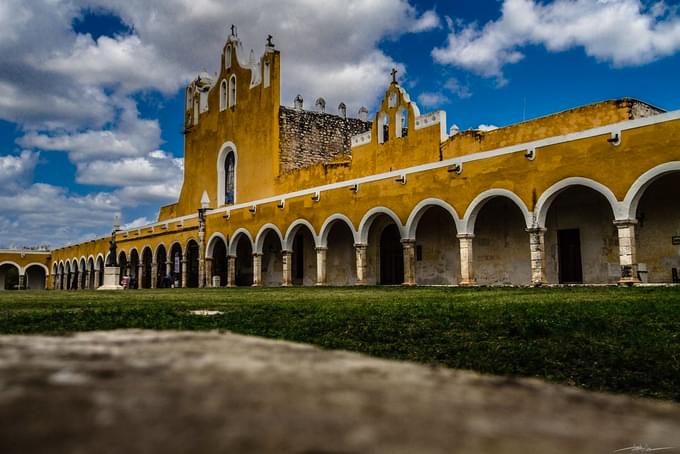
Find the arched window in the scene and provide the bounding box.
[219,80,227,111]
[396,108,408,138]
[378,112,389,144]
[224,151,235,204]
[228,75,237,108]
[263,61,271,88]
[225,45,232,69]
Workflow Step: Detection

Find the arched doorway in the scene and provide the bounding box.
[169,243,183,288]
[155,245,168,288]
[71,260,80,290]
[362,211,404,285]
[0,263,20,290]
[233,234,253,286]
[208,236,228,287]
[129,250,140,289]
[186,240,200,288]
[472,197,531,285]
[287,223,317,286]
[96,256,104,288]
[87,257,95,289]
[544,186,617,284]
[635,173,680,283]
[141,247,153,288]
[118,251,128,285]
[322,218,357,286]
[259,229,283,286]
[79,258,87,290]
[25,264,47,290]
[413,205,460,285]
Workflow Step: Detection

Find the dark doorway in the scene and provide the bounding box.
[235,237,253,286]
[380,224,404,285]
[292,233,304,285]
[187,241,200,288]
[558,229,583,284]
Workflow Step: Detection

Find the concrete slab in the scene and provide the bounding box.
[0,330,678,454]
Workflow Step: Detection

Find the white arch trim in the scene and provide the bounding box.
[24,262,49,275]
[462,189,532,235]
[318,214,359,248]
[0,261,22,274]
[405,198,462,239]
[95,254,105,270]
[284,219,319,251]
[228,228,255,257]
[254,224,284,254]
[358,207,405,244]
[623,161,680,220]
[205,232,229,258]
[217,141,238,208]
[153,243,167,263]
[534,177,623,228]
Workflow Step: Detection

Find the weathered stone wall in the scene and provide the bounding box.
[279,107,370,173]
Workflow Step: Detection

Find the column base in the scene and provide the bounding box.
[459,280,477,287]
[617,277,640,287]
[97,267,124,291]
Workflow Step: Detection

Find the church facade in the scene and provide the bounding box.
[3,29,680,290]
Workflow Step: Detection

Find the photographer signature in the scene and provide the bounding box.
[614,445,678,453]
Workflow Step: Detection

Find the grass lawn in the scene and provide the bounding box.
[1,286,679,401]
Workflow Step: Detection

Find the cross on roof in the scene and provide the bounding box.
[391,68,398,84]
[230,24,237,36]
[267,34,274,46]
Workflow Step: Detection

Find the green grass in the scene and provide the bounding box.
[1,286,679,401]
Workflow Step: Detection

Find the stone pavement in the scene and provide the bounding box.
[0,330,678,454]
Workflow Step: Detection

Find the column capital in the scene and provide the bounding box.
[613,219,638,227]
[315,246,328,252]
[252,252,263,258]
[281,250,293,256]
[525,227,547,234]
[353,243,368,249]
[456,233,475,240]
[400,238,416,246]
[205,257,213,262]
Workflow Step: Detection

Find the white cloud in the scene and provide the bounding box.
[477,124,499,131]
[408,9,441,33]
[0,150,39,187]
[418,91,449,108]
[432,0,680,81]
[443,78,472,99]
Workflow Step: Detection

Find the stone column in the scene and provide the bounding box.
[94,269,100,290]
[205,258,213,288]
[315,247,327,286]
[198,246,206,289]
[282,251,293,287]
[527,228,547,286]
[252,253,263,287]
[227,256,236,287]
[615,220,640,285]
[457,234,476,286]
[84,271,90,290]
[57,273,62,290]
[151,262,157,289]
[401,239,416,286]
[181,256,188,288]
[355,244,368,285]
[166,260,172,277]
[137,265,143,289]
[18,274,26,290]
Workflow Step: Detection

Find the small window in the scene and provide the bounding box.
[263,61,271,88]
[378,112,389,144]
[228,75,237,108]
[219,80,227,111]
[225,45,232,69]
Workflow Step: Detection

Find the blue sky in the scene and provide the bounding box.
[2,0,680,248]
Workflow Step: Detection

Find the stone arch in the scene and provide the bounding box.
[25,263,48,290]
[284,219,318,251]
[358,207,405,244]
[206,232,229,258]
[463,189,532,234]
[154,244,168,288]
[228,228,254,257]
[405,198,462,239]
[87,256,95,289]
[185,238,200,288]
[154,243,167,264]
[96,255,104,287]
[141,246,153,289]
[0,261,21,291]
[169,242,183,287]
[230,228,254,286]
[535,178,621,228]
[318,214,358,248]
[78,257,87,290]
[623,161,680,220]
[255,224,284,254]
[284,219,318,286]
[217,141,238,207]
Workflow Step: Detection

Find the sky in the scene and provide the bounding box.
[2,0,680,249]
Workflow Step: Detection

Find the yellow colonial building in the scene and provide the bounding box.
[3,29,680,291]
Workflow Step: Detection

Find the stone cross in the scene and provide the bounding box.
[391,68,398,84]
[231,24,237,36]
[267,34,274,47]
